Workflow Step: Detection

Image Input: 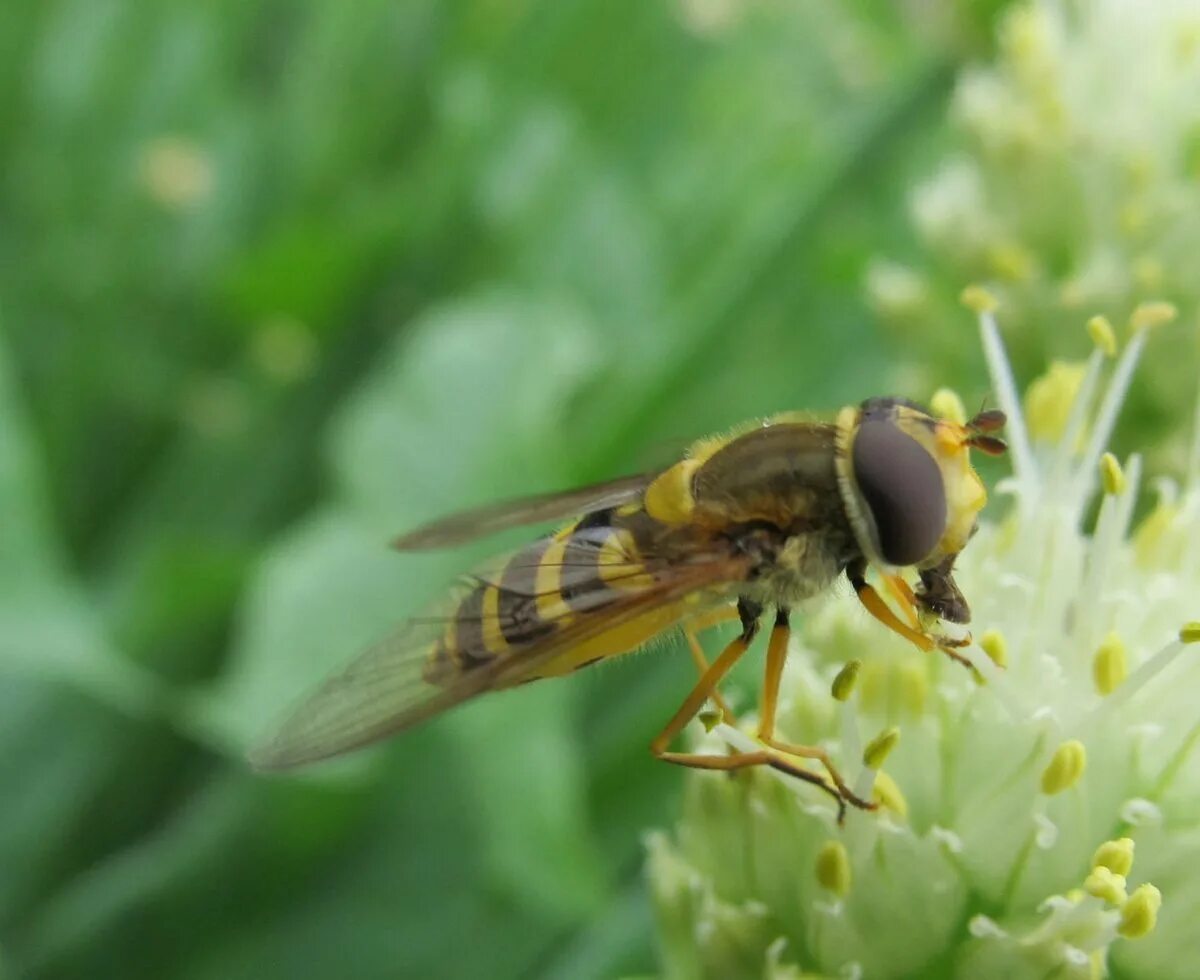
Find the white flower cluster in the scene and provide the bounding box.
[868,0,1200,469]
[648,297,1200,979]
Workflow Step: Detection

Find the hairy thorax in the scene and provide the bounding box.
[738,526,854,609]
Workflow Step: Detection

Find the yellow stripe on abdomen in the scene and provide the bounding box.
[528,602,688,679]
[535,529,574,623]
[597,528,655,592]
[479,583,510,658]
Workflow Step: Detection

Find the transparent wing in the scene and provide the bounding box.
[248,544,748,771]
[390,471,655,550]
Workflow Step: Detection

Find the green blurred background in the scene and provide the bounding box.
[0,2,1042,978]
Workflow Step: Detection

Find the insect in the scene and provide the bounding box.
[250,397,1006,817]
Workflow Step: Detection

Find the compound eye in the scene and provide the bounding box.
[851,420,947,566]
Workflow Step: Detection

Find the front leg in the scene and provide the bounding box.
[882,573,921,630]
[846,558,972,668]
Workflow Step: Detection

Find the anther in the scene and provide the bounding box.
[1129,300,1177,333]
[987,242,1034,282]
[1100,453,1126,496]
[872,770,908,819]
[1093,632,1129,696]
[1084,866,1128,906]
[1092,838,1135,877]
[1025,361,1086,442]
[931,388,967,426]
[815,840,852,897]
[960,285,999,314]
[863,727,900,769]
[1118,884,1163,939]
[979,629,1008,669]
[1041,740,1087,795]
[831,660,861,702]
[1087,315,1117,357]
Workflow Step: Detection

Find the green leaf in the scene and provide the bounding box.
[0,331,165,942]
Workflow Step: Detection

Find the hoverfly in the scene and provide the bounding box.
[250,397,1006,817]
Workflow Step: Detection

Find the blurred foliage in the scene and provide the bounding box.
[0,1,1041,978]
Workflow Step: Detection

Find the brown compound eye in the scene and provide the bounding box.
[851,420,947,566]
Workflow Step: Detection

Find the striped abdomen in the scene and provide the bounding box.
[423,507,657,684]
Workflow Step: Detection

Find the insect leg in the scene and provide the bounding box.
[756,609,875,813]
[682,620,736,722]
[755,608,790,740]
[882,575,921,630]
[657,746,848,823]
[651,598,761,757]
[681,603,742,720]
[652,600,849,821]
[848,562,933,650]
[847,561,973,668]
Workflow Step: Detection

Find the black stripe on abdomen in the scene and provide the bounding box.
[558,510,620,613]
[452,585,494,667]
[496,539,557,648]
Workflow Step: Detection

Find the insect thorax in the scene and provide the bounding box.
[734,522,857,608]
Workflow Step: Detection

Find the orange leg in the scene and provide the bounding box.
[756,610,875,812]
[657,746,848,821]
[683,620,736,721]
[848,562,972,668]
[755,610,790,739]
[653,601,859,822]
[651,602,759,757]
[883,574,921,630]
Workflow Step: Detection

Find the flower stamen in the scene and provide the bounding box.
[1088,630,1192,719]
[1118,884,1162,939]
[831,660,861,701]
[1084,866,1128,906]
[980,628,1008,668]
[1092,632,1128,696]
[1100,453,1125,496]
[1092,838,1135,877]
[862,727,900,769]
[815,840,852,897]
[931,387,967,425]
[1048,341,1105,490]
[1074,327,1152,501]
[1041,739,1087,795]
[976,301,1038,496]
[1087,315,1117,358]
